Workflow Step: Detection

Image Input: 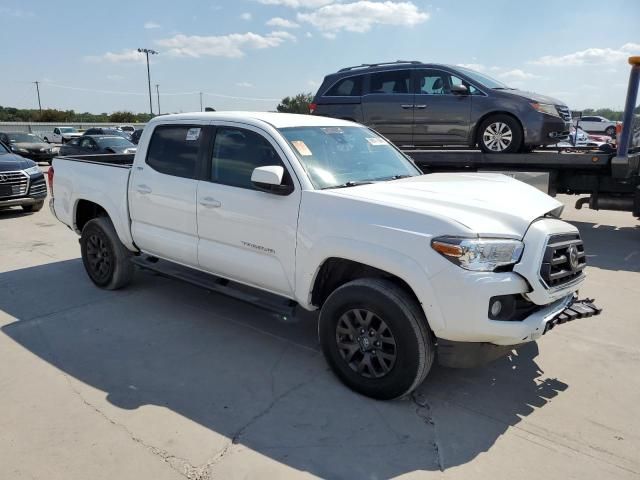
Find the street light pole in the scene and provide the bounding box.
[156,84,161,115]
[199,92,203,112]
[137,48,158,116]
[33,81,42,116]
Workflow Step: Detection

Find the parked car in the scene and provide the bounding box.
[119,125,135,134]
[82,127,132,140]
[0,132,56,164]
[0,141,47,212]
[59,135,137,155]
[573,116,617,136]
[49,111,599,399]
[130,128,143,145]
[44,126,82,144]
[310,61,572,153]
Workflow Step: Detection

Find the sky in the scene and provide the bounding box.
[0,0,638,114]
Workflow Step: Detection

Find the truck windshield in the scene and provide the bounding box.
[279,126,421,189]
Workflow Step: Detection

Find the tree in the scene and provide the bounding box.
[276,93,313,114]
[109,111,137,123]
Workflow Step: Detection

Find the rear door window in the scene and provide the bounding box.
[368,70,411,94]
[325,76,362,97]
[146,125,203,179]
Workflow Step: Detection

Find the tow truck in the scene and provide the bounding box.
[405,56,640,218]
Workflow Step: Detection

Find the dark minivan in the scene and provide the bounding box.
[311,61,571,153]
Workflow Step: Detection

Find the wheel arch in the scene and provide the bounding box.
[72,197,137,251]
[471,111,524,146]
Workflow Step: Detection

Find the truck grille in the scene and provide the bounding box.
[540,233,585,289]
[0,170,29,198]
[555,105,571,122]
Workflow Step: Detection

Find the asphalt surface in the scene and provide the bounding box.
[0,178,639,479]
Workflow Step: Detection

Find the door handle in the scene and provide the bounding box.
[199,197,221,208]
[400,104,414,109]
[136,184,152,195]
[415,104,427,109]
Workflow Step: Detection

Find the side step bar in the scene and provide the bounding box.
[132,256,298,319]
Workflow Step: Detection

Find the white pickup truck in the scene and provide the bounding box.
[43,126,83,144]
[49,112,601,399]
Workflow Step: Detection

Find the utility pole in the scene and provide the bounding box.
[33,81,42,116]
[137,48,158,116]
[199,92,203,112]
[156,84,161,115]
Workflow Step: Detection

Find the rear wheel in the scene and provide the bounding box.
[478,114,523,153]
[605,126,616,137]
[318,278,434,400]
[80,217,133,290]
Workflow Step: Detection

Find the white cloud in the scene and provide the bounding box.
[144,21,161,29]
[496,69,540,80]
[531,43,640,66]
[236,82,254,87]
[297,1,429,33]
[85,49,146,63]
[322,32,337,39]
[156,31,295,58]
[240,12,252,20]
[266,17,300,28]
[305,31,313,38]
[456,63,486,72]
[258,0,334,8]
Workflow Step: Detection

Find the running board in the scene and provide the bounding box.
[132,256,298,319]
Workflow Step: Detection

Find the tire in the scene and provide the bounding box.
[80,216,133,290]
[478,114,523,153]
[605,126,615,137]
[21,201,44,213]
[318,278,434,400]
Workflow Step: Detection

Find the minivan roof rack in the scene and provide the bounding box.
[337,60,422,72]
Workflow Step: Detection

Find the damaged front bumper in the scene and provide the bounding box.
[438,296,602,368]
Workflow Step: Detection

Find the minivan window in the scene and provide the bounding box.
[369,70,411,94]
[211,127,287,190]
[146,125,202,179]
[455,67,509,89]
[325,76,362,97]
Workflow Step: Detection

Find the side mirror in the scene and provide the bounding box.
[451,84,469,95]
[251,166,293,195]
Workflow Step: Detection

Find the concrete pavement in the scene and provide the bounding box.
[0,194,638,479]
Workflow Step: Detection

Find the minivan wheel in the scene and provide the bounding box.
[605,126,616,137]
[318,278,434,400]
[479,115,523,153]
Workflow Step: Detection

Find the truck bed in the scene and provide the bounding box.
[56,153,135,167]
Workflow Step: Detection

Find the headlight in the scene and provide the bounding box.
[24,165,41,175]
[431,236,524,272]
[531,102,560,118]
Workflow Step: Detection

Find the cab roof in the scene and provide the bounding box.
[147,112,358,129]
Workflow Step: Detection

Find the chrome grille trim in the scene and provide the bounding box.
[539,233,585,289]
[0,170,30,198]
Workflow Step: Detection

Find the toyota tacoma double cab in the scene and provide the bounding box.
[49,112,600,399]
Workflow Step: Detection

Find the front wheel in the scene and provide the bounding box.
[318,278,434,400]
[478,115,523,153]
[605,126,616,137]
[80,217,133,290]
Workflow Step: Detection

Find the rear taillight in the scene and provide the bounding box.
[309,102,317,114]
[47,165,54,196]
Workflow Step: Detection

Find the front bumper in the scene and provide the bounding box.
[0,195,45,208]
[525,115,571,146]
[438,297,602,368]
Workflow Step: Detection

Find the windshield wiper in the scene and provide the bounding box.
[322,180,375,190]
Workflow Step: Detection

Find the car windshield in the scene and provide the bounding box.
[279,126,421,189]
[8,133,43,143]
[456,67,510,89]
[60,127,77,133]
[96,136,133,147]
[0,142,8,154]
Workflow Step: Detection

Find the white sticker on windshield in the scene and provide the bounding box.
[291,140,312,156]
[186,128,201,141]
[366,137,388,146]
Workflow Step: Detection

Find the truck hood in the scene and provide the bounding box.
[326,173,563,238]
